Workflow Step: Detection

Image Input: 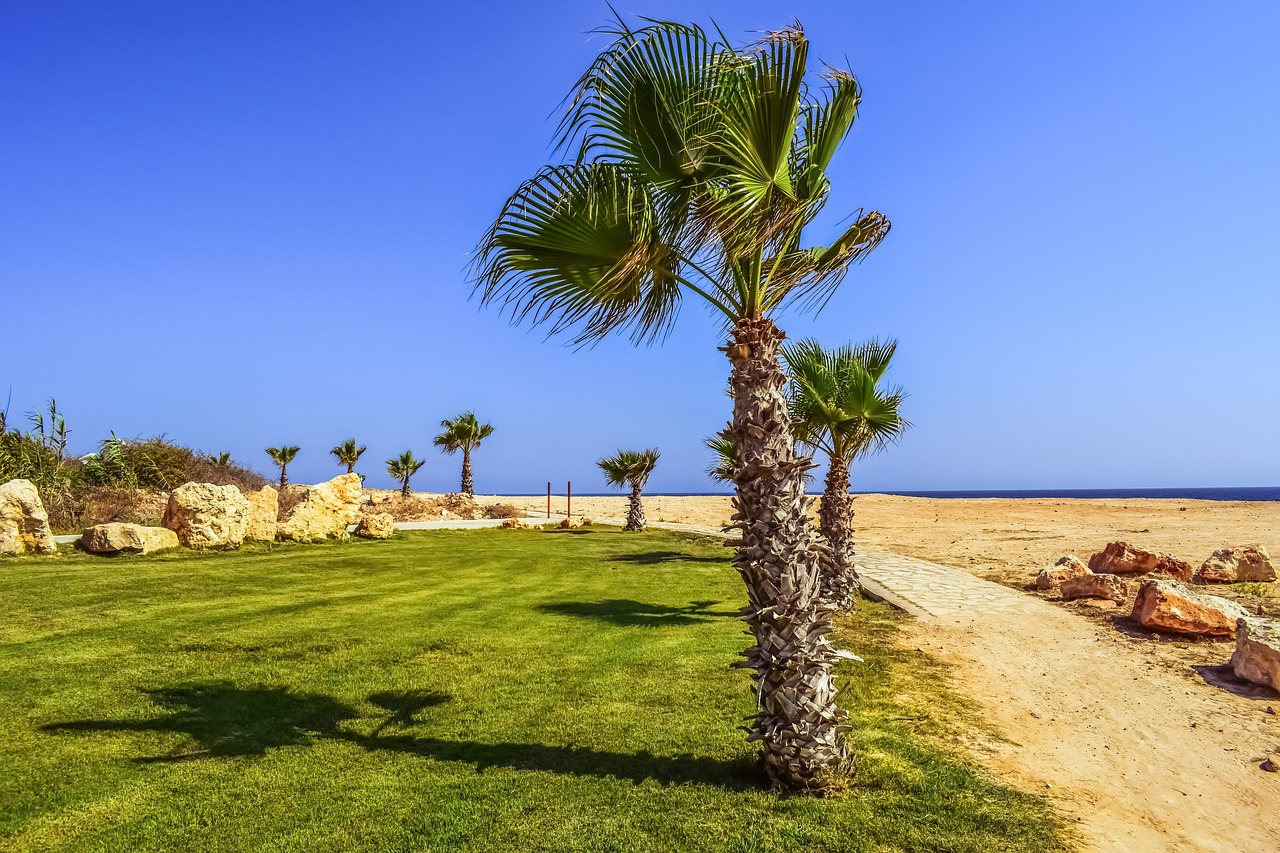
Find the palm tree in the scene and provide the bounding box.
[386,451,425,498]
[597,448,659,531]
[704,432,738,485]
[783,339,910,609]
[265,445,300,487]
[474,19,889,790]
[330,438,367,474]
[433,412,493,496]
[214,452,231,467]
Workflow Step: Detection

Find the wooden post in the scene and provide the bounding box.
[546,482,551,519]
[567,481,572,518]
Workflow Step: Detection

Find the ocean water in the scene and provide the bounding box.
[554,488,1280,502]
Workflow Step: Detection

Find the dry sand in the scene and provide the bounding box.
[496,492,1280,851]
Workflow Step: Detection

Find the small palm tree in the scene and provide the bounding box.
[783,339,910,608]
[330,438,367,474]
[433,412,493,496]
[214,452,231,467]
[597,448,660,531]
[265,445,300,487]
[386,451,425,498]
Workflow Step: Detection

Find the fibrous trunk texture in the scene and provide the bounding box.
[725,317,847,792]
[461,447,474,496]
[819,458,860,609]
[279,467,288,488]
[401,480,410,498]
[626,484,646,531]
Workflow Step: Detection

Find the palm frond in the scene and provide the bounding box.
[597,447,660,490]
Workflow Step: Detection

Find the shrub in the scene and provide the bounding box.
[485,503,520,519]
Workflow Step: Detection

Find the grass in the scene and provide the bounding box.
[0,528,1068,852]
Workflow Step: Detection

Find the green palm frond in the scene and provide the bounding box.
[704,432,738,484]
[386,451,425,481]
[782,338,910,461]
[330,438,367,468]
[597,448,660,491]
[434,412,495,454]
[265,446,300,467]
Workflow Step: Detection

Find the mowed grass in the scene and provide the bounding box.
[0,528,1067,852]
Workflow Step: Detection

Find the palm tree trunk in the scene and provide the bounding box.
[626,484,646,531]
[461,447,474,496]
[725,317,846,792]
[279,465,288,488]
[818,457,860,609]
[401,479,410,498]
[347,463,355,474]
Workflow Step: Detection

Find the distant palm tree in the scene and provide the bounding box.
[433,412,493,496]
[330,438,367,474]
[598,449,659,531]
[265,446,300,487]
[386,451,425,498]
[783,339,910,608]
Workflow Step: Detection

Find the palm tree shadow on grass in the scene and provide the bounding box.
[537,599,739,627]
[611,551,727,566]
[42,682,361,762]
[41,683,757,789]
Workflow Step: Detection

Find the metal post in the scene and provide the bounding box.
[567,481,572,518]
[546,482,551,519]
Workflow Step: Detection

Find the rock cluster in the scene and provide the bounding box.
[1088,541,1192,582]
[277,474,363,542]
[80,523,179,555]
[0,479,58,557]
[163,483,251,550]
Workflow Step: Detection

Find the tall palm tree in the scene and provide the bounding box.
[330,438,367,474]
[265,445,299,487]
[783,339,910,609]
[597,448,659,531]
[386,451,425,498]
[433,412,493,496]
[474,19,889,791]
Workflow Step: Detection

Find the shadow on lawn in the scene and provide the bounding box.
[43,682,361,762]
[537,599,738,627]
[611,551,726,566]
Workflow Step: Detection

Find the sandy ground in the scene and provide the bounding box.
[495,493,1280,851]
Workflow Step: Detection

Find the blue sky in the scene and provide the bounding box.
[2,1,1277,493]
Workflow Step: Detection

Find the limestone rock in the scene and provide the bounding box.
[1035,554,1091,590]
[354,513,394,540]
[243,485,279,541]
[80,523,179,555]
[0,478,58,557]
[558,516,582,529]
[1195,545,1275,584]
[1132,578,1249,637]
[580,517,594,526]
[276,474,363,543]
[501,517,528,529]
[1230,617,1280,692]
[162,482,251,550]
[1089,541,1192,582]
[1061,572,1130,603]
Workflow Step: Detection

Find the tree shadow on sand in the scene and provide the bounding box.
[42,682,361,762]
[537,599,739,628]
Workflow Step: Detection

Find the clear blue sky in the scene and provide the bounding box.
[3,1,1277,493]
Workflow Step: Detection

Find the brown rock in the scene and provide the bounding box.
[243,485,279,541]
[1132,578,1250,637]
[0,478,58,557]
[558,516,582,529]
[162,483,251,550]
[1195,545,1276,584]
[80,523,179,555]
[1035,554,1091,589]
[1230,617,1280,692]
[354,513,394,540]
[277,474,363,543]
[580,517,594,526]
[501,517,527,529]
[1060,572,1130,603]
[1088,541,1192,582]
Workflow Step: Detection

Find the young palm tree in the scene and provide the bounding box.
[433,412,493,496]
[783,339,910,609]
[597,448,659,531]
[474,19,889,790]
[386,451,425,498]
[330,438,367,474]
[214,452,232,467]
[265,445,300,487]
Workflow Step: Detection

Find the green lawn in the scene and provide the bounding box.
[0,528,1067,852]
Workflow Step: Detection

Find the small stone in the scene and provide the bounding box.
[354,513,394,540]
[1261,757,1278,773]
[1061,572,1130,603]
[1035,554,1091,589]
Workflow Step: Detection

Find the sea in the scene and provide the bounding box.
[550,487,1280,502]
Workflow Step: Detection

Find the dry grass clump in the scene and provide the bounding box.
[484,503,521,519]
[363,491,481,522]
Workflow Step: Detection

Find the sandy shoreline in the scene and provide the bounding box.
[489,493,1280,586]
